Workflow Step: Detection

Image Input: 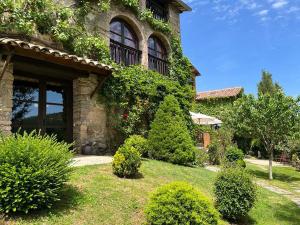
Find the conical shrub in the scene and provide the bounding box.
[148,95,196,165]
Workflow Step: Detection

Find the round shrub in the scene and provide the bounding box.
[112,145,141,178]
[0,132,73,214]
[214,168,256,221]
[145,182,219,225]
[124,135,148,157]
[225,146,244,162]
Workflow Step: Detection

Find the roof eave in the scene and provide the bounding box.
[172,0,192,12]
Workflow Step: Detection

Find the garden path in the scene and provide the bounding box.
[71,155,113,167]
[204,165,300,208]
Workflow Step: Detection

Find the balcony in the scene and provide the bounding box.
[148,54,169,75]
[110,40,141,66]
[146,0,168,22]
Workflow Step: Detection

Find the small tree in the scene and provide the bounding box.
[148,95,196,165]
[229,91,300,179]
[257,70,282,96]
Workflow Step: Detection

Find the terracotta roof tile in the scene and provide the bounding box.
[0,37,113,73]
[196,87,243,100]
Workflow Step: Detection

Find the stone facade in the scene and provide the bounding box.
[0,60,14,136]
[73,74,109,155]
[0,0,185,154]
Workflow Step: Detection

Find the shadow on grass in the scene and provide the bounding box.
[235,199,300,225]
[9,184,84,222]
[247,168,300,182]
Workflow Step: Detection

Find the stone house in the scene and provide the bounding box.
[0,0,197,154]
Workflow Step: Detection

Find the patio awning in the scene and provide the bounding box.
[0,37,113,76]
[190,112,222,125]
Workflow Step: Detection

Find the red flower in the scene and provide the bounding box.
[123,113,128,120]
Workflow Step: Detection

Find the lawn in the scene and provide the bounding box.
[6,160,300,225]
[246,163,300,197]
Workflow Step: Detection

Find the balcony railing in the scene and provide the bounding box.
[146,0,168,22]
[110,40,141,66]
[148,54,169,75]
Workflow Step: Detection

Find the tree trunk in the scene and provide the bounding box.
[269,150,273,180]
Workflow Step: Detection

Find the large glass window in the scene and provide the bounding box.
[110,19,141,65]
[148,36,168,75]
[12,79,72,142]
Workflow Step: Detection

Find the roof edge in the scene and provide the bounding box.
[172,0,192,12]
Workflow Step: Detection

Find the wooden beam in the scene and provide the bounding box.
[90,76,109,99]
[0,53,12,82]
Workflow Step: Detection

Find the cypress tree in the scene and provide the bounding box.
[148,95,196,165]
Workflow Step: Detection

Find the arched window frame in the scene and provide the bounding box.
[148,36,168,75]
[110,19,141,66]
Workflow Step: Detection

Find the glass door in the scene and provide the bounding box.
[12,78,72,142]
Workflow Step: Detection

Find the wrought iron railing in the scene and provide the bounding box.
[146,0,168,22]
[110,40,141,66]
[148,54,169,75]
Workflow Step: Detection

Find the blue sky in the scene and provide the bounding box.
[181,0,300,97]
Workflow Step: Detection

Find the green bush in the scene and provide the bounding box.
[208,142,222,165]
[112,144,141,178]
[124,135,148,157]
[0,132,73,214]
[214,168,256,221]
[195,150,209,167]
[145,182,219,225]
[292,154,300,170]
[148,95,196,165]
[225,146,244,162]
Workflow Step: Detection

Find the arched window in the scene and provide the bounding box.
[110,19,141,66]
[148,36,168,75]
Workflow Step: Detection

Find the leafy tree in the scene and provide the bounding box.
[229,91,300,179]
[257,70,282,96]
[148,95,196,165]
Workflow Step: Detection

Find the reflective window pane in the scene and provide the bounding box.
[13,82,39,102]
[124,26,134,39]
[12,102,39,127]
[47,86,63,104]
[46,105,64,126]
[110,21,122,35]
[124,39,136,48]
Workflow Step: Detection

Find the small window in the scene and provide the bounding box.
[148,36,168,75]
[110,19,141,65]
[146,0,168,21]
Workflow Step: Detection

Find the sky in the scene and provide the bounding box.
[181,0,300,97]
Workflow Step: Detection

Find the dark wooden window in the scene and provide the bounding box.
[12,78,73,143]
[110,19,141,66]
[146,0,168,21]
[148,36,168,75]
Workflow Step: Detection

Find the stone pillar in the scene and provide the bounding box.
[0,60,14,136]
[73,74,108,155]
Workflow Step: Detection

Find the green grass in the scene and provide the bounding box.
[6,160,300,225]
[246,163,300,197]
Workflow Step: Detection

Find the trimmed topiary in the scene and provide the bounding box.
[0,132,73,214]
[145,181,219,225]
[124,135,148,157]
[148,95,196,165]
[112,144,141,178]
[214,168,256,221]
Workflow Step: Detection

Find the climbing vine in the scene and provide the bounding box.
[1,0,195,145]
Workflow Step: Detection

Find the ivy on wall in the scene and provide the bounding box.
[1,0,195,145]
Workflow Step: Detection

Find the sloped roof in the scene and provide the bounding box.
[0,38,113,75]
[172,0,192,12]
[196,87,243,100]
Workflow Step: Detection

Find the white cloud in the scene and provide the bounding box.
[271,0,289,9]
[258,9,269,16]
[183,0,300,23]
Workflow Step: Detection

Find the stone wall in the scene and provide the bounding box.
[0,61,14,136]
[73,74,109,155]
